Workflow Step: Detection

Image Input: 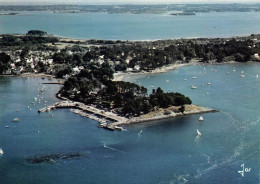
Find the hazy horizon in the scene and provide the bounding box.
[0,0,260,5]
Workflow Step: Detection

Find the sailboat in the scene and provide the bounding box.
[199,116,204,121]
[0,148,3,155]
[197,129,202,136]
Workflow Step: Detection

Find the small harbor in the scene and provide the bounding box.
[38,100,215,131]
[38,100,128,131]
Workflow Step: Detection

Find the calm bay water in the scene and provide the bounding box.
[0,63,259,184]
[0,11,260,40]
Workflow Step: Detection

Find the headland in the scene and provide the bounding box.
[1,31,259,130]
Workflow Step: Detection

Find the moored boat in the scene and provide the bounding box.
[0,148,3,155]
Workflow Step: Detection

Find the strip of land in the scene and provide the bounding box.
[39,89,215,131]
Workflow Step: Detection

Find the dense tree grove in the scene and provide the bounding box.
[0,52,11,74]
[59,68,192,117]
[27,30,47,36]
[0,34,58,48]
[52,36,260,76]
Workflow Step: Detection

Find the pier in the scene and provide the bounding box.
[38,100,128,131]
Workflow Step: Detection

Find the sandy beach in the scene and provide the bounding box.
[113,63,192,82]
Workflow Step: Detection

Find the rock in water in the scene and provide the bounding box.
[27,152,85,164]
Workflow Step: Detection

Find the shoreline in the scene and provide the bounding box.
[55,32,259,42]
[110,104,216,127]
[1,73,55,78]
[113,60,256,82]
[113,63,192,81]
[39,98,216,131]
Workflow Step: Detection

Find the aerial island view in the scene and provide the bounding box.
[0,1,259,184]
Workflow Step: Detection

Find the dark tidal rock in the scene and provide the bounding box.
[27,152,85,164]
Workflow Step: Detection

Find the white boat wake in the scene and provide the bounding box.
[103,143,125,153]
[220,110,240,130]
[194,135,200,143]
[195,143,243,179]
[201,154,211,164]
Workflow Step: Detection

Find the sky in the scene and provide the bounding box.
[0,0,258,5]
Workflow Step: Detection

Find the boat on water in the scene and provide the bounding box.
[138,130,143,136]
[0,148,3,155]
[192,77,197,79]
[256,74,259,79]
[199,116,204,121]
[191,86,197,89]
[207,82,211,85]
[197,129,202,136]
[240,75,245,78]
[12,118,19,122]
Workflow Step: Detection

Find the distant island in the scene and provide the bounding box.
[170,12,196,16]
[0,12,18,15]
[0,4,260,14]
[1,30,259,130]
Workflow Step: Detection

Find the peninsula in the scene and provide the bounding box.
[1,31,259,130]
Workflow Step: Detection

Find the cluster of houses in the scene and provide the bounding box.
[2,50,55,75]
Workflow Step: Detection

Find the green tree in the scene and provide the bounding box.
[0,52,11,74]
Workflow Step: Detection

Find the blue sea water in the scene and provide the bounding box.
[0,63,259,184]
[0,11,260,40]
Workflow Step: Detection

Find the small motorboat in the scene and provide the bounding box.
[12,118,19,122]
[191,86,197,89]
[199,116,204,121]
[0,148,3,155]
